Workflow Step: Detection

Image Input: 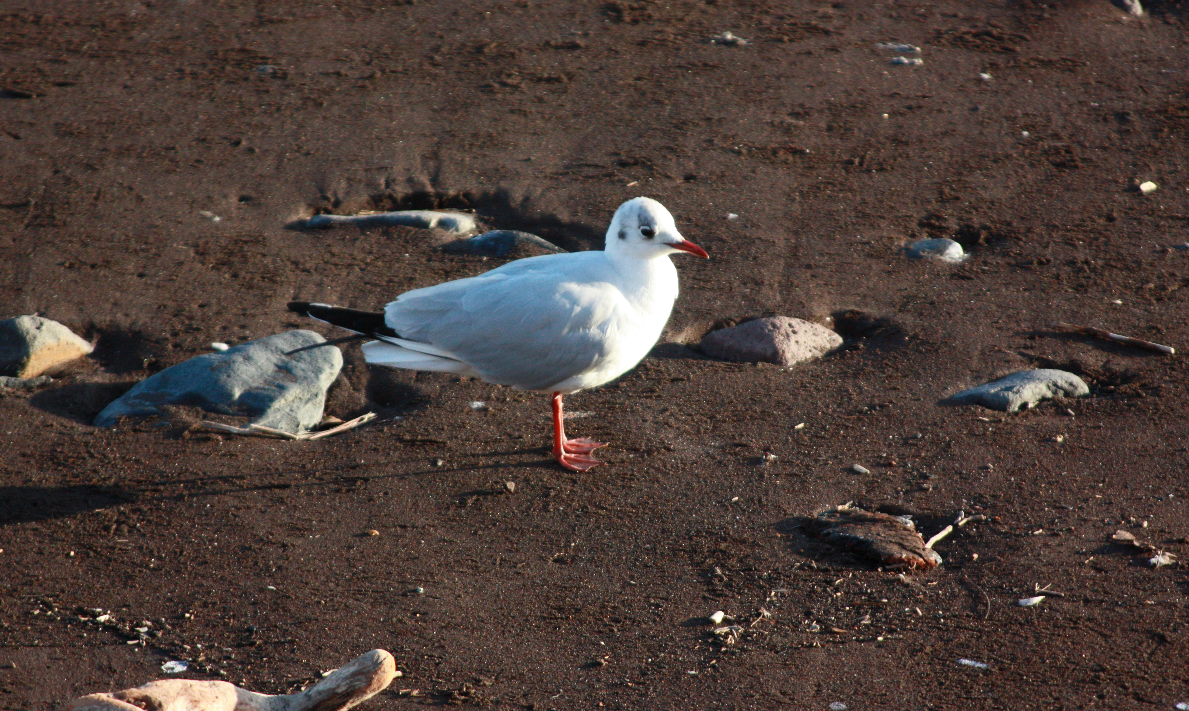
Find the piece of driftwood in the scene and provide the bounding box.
[67,648,396,711]
[198,412,377,441]
[924,512,987,550]
[1051,322,1174,355]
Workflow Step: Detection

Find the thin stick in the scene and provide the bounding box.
[1051,322,1175,355]
[303,412,377,440]
[198,412,377,441]
[926,512,988,550]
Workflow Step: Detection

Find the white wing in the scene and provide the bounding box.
[381,253,630,391]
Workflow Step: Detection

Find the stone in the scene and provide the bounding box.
[904,237,965,263]
[948,369,1089,413]
[699,316,842,366]
[95,330,342,433]
[439,230,565,258]
[68,649,397,711]
[305,210,478,234]
[0,375,53,392]
[0,315,94,378]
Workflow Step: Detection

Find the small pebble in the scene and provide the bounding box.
[1149,551,1175,568]
[708,611,726,625]
[1138,180,1158,195]
[367,529,380,537]
[889,57,923,66]
[905,237,965,263]
[829,703,848,711]
[210,342,230,351]
[504,481,516,493]
[711,31,748,46]
[726,213,739,221]
[978,72,992,81]
[161,660,189,674]
[957,658,989,670]
[851,464,870,475]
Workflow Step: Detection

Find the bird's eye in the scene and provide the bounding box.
[640,226,655,238]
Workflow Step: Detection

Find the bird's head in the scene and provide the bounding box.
[605,197,709,261]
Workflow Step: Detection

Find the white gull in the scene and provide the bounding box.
[289,197,708,471]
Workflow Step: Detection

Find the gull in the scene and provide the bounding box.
[288,197,708,471]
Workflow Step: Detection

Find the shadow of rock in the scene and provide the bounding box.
[298,187,603,251]
[29,380,137,424]
[88,326,168,374]
[0,484,139,525]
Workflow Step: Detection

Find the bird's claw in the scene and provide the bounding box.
[555,451,604,471]
[562,437,607,455]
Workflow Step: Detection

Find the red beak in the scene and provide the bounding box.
[670,239,709,259]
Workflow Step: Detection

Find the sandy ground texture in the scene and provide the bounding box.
[2,0,1189,709]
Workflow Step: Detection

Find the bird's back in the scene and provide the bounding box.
[383,250,678,392]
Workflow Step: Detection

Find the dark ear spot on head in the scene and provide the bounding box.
[618,227,627,240]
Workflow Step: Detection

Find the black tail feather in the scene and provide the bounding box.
[287,301,399,339]
[284,333,368,356]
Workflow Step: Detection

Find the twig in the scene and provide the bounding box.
[925,512,988,550]
[198,412,377,441]
[1051,322,1174,355]
[304,412,377,440]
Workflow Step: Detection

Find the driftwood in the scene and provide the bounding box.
[1050,322,1174,355]
[67,648,396,711]
[198,412,377,441]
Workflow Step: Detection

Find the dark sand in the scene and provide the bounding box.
[2,1,1187,708]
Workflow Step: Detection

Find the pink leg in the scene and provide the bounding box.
[551,392,607,471]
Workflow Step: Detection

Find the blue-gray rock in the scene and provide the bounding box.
[948,369,1089,413]
[304,210,478,234]
[95,330,342,433]
[905,238,965,263]
[439,230,565,258]
[0,315,94,378]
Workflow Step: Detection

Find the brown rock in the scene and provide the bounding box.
[699,316,842,366]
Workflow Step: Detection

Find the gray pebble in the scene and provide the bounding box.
[304,210,478,234]
[699,316,842,366]
[905,238,965,263]
[948,369,1089,413]
[0,374,53,392]
[95,330,342,433]
[439,230,565,258]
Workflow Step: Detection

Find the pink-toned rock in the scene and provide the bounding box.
[67,649,396,711]
[699,316,842,366]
